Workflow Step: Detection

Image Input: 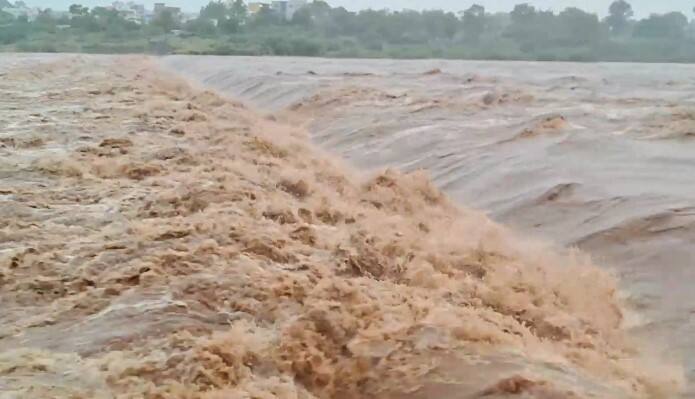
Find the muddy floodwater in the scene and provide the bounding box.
[165,56,695,391]
[0,53,689,398]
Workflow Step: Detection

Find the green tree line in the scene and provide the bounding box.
[3,0,695,62]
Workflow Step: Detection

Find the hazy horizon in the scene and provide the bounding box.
[15,0,695,18]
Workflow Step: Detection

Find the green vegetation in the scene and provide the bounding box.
[3,0,695,62]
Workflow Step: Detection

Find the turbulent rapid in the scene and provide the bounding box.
[0,54,686,398]
[164,56,695,393]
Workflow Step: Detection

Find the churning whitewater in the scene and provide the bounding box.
[0,54,685,398]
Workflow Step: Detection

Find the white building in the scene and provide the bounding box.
[180,12,198,23]
[111,1,146,23]
[129,3,145,21]
[247,2,267,14]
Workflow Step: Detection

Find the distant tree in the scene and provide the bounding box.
[0,9,12,24]
[361,30,383,51]
[7,0,695,62]
[199,1,246,33]
[307,0,331,16]
[0,11,31,43]
[387,10,429,44]
[510,3,536,25]
[86,5,139,34]
[484,12,511,38]
[266,35,322,56]
[634,12,688,39]
[90,6,111,18]
[293,1,330,24]
[606,0,633,34]
[69,4,89,16]
[91,6,120,26]
[218,16,241,33]
[219,0,247,32]
[556,7,601,46]
[151,9,178,33]
[462,4,485,43]
[184,17,216,35]
[70,8,98,31]
[291,5,313,28]
[292,1,351,36]
[199,1,226,20]
[350,9,387,49]
[506,3,541,51]
[34,8,57,31]
[422,10,458,39]
[229,0,247,21]
[327,7,356,36]
[250,4,280,28]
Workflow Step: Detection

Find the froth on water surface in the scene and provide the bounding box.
[163,55,695,394]
[0,54,686,398]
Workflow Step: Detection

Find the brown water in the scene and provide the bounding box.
[0,54,686,398]
[163,55,695,391]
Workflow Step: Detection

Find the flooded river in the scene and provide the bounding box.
[165,56,695,392]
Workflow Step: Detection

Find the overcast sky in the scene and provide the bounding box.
[25,0,695,18]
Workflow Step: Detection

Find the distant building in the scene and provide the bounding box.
[243,0,307,20]
[247,2,267,14]
[129,3,145,20]
[270,1,286,17]
[153,2,181,18]
[111,1,145,23]
[180,12,198,23]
